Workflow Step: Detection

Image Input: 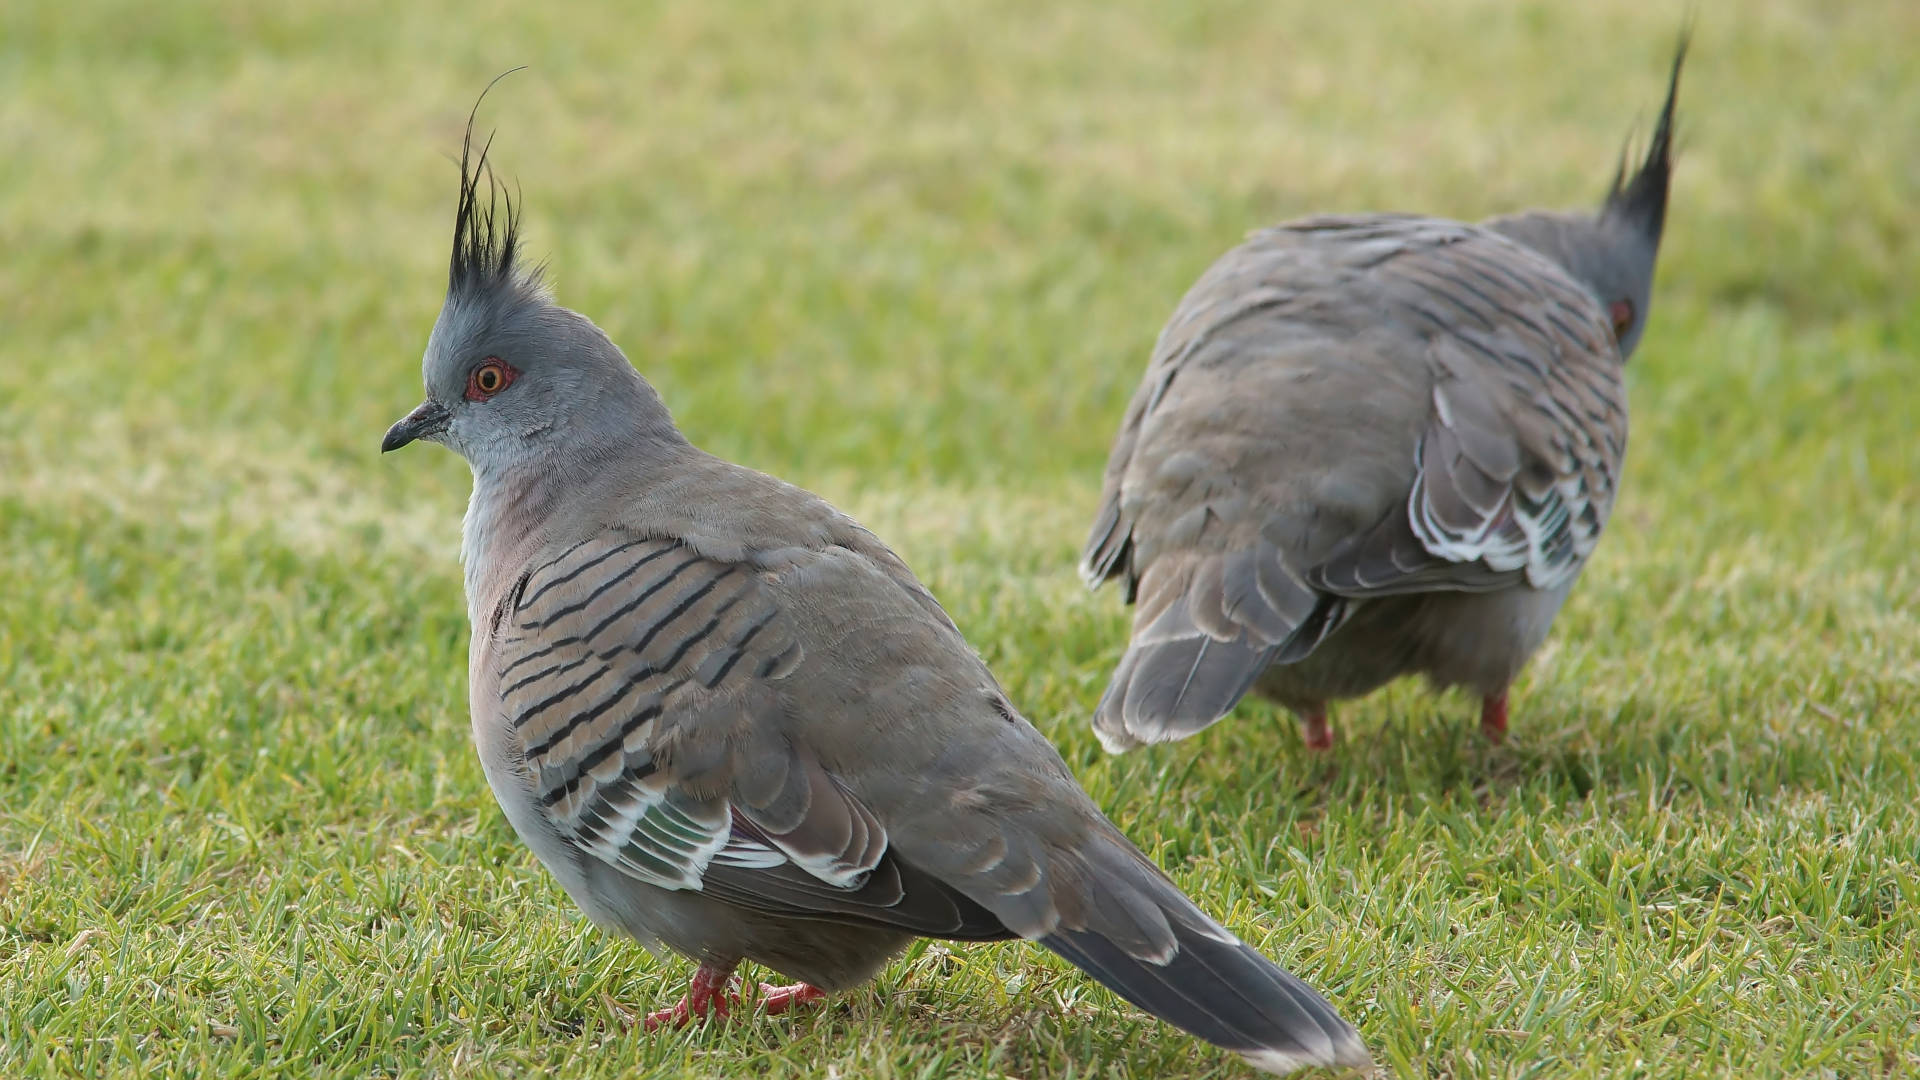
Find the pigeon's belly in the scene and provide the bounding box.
[1252,598,1422,713]
[1251,581,1574,712]
[573,858,913,991]
[1404,583,1576,695]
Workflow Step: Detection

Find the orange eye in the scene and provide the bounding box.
[466,358,516,401]
[1609,299,1635,341]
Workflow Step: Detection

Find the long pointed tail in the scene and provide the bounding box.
[1038,841,1370,1075]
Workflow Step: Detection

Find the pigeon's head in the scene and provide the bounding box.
[383,82,681,472]
[1484,38,1684,360]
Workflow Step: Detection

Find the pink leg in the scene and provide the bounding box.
[644,960,738,1030]
[1298,706,1334,751]
[1480,692,1509,743]
[755,981,828,1016]
[642,961,826,1031]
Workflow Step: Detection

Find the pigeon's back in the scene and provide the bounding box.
[1082,213,1628,749]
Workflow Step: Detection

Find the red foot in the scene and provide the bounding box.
[641,961,826,1031]
[644,961,734,1030]
[756,981,827,1016]
[1299,707,1334,751]
[1480,692,1509,743]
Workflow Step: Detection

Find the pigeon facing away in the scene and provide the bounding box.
[379,105,1369,1075]
[1081,42,1685,752]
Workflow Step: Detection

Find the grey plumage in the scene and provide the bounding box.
[1082,41,1685,752]
[380,100,1369,1074]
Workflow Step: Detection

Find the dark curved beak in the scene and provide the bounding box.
[381,400,451,453]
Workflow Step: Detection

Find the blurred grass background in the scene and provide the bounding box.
[2,0,1916,1076]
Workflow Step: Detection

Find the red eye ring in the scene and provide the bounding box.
[1608,299,1635,341]
[466,358,517,401]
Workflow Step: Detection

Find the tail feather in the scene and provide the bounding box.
[1093,634,1277,751]
[1094,545,1345,752]
[1037,839,1370,1075]
[1041,927,1368,1072]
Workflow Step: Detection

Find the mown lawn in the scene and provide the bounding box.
[2,1,1916,1076]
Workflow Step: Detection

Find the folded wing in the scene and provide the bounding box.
[492,533,1011,940]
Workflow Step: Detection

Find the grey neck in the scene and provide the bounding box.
[459,392,692,624]
[462,457,563,623]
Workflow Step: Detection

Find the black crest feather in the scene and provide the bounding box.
[449,68,535,301]
[1602,32,1688,244]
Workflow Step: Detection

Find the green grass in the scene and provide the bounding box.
[3,0,1917,1076]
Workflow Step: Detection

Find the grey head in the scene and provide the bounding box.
[1483,36,1686,359]
[382,95,685,474]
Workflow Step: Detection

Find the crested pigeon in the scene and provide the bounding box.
[1081,42,1685,752]
[378,98,1370,1074]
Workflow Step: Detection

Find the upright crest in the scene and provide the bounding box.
[448,69,539,304]
[1601,34,1688,244]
